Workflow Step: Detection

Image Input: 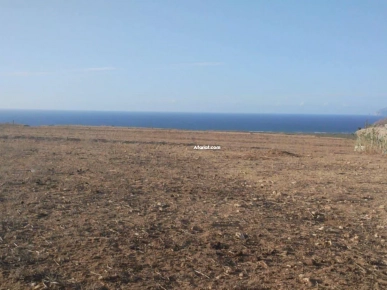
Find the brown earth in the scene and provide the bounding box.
[1,125,387,289]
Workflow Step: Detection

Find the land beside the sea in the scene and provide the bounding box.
[1,125,387,289]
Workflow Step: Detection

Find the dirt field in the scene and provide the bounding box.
[1,125,387,289]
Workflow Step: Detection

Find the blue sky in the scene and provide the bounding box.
[1,0,387,114]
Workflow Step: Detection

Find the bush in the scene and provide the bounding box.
[355,126,387,154]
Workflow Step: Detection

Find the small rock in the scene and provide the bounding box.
[192,226,202,232]
[235,232,248,239]
[303,259,313,266]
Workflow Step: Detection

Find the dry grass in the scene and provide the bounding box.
[1,125,387,289]
[355,126,387,154]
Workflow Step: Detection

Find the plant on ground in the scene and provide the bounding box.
[355,126,387,154]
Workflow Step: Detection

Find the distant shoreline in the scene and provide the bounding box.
[0,123,357,139]
[0,110,381,134]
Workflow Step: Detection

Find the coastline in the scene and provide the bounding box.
[0,110,381,134]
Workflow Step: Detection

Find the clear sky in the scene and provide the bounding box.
[1,0,386,114]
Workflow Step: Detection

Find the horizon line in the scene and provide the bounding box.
[0,108,381,116]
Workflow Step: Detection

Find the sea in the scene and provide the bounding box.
[0,110,383,134]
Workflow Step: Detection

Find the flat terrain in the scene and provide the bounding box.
[1,125,387,289]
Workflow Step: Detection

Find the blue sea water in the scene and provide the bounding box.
[0,110,382,134]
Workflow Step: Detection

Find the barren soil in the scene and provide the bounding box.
[1,125,387,289]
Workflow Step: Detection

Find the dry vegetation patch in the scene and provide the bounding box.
[355,126,387,154]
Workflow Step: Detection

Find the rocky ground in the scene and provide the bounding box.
[1,125,387,289]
